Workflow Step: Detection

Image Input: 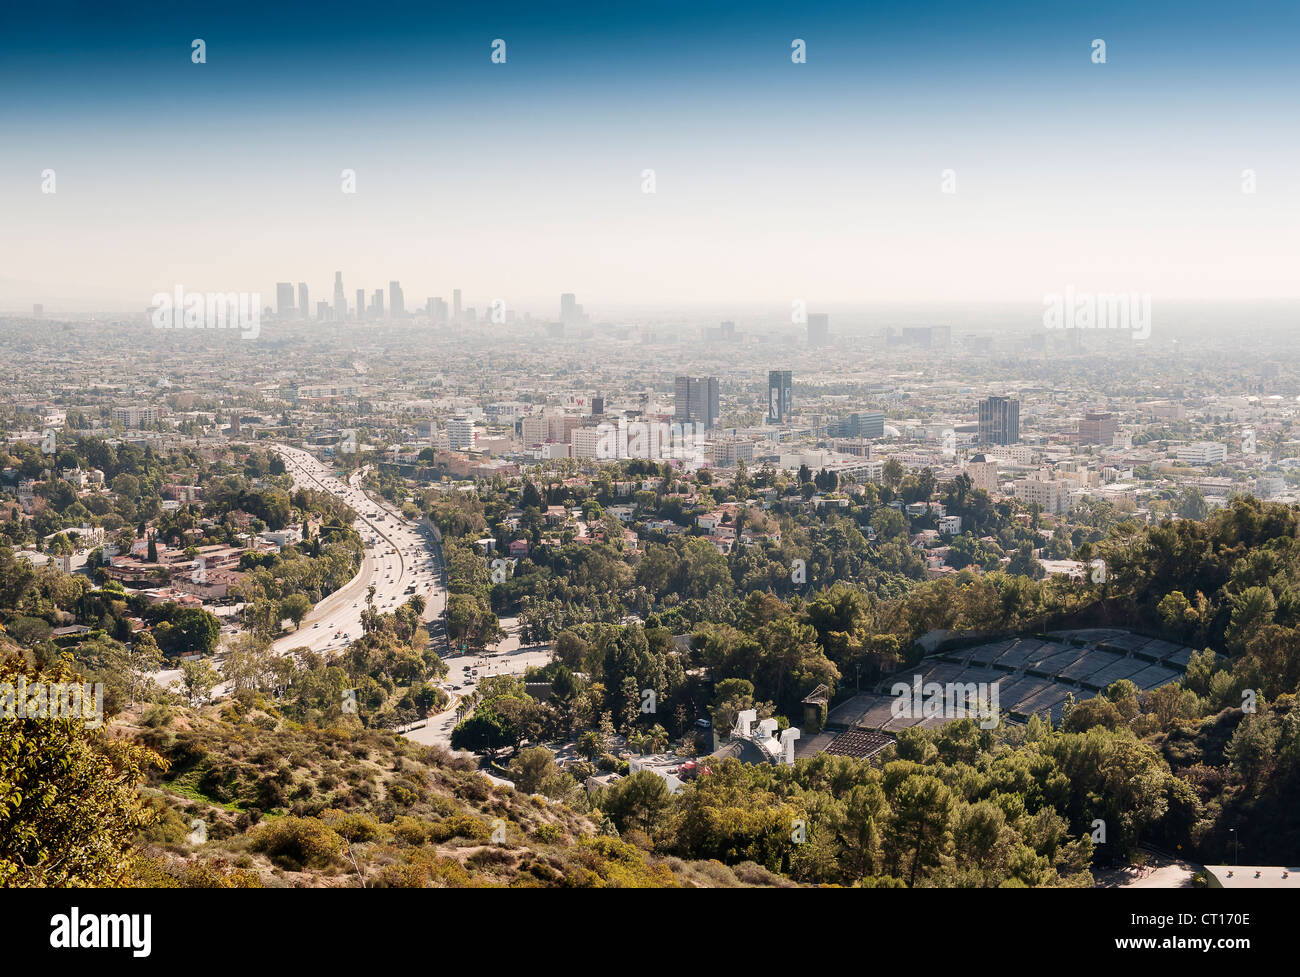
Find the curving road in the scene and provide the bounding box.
[270,444,447,656]
[270,444,551,750]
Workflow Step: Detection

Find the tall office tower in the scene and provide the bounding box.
[807,312,830,347]
[355,289,366,321]
[978,395,1021,445]
[371,289,384,318]
[432,297,448,323]
[560,292,577,324]
[316,300,330,321]
[674,375,720,429]
[590,394,604,417]
[333,271,347,320]
[768,370,793,424]
[276,283,295,318]
[389,281,404,317]
[1077,411,1117,445]
[453,289,462,323]
[298,283,309,320]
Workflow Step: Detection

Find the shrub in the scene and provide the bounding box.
[249,817,343,870]
[427,814,492,843]
[532,823,562,844]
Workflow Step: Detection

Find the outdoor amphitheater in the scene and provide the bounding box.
[813,629,1197,759]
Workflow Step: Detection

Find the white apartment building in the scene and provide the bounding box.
[571,426,603,459]
[1013,476,1072,515]
[522,412,582,445]
[111,405,161,428]
[711,439,755,467]
[989,444,1038,465]
[1176,442,1227,465]
[446,416,476,451]
[521,414,549,444]
[965,458,1000,494]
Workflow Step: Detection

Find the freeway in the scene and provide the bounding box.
[269,444,552,752]
[270,444,447,656]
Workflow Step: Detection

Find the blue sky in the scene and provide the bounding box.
[1,0,1296,313]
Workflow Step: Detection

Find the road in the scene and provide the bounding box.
[270,445,447,656]
[403,615,553,748]
[260,446,553,752]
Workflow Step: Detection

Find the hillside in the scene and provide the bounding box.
[118,699,791,888]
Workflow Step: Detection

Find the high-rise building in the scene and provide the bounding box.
[298,283,309,320]
[590,395,604,416]
[1077,411,1117,445]
[978,396,1021,445]
[966,454,1000,495]
[446,416,475,451]
[389,281,404,317]
[369,289,384,318]
[333,272,347,320]
[674,376,720,429]
[453,289,462,323]
[570,426,603,459]
[316,300,330,321]
[276,283,295,318]
[356,289,366,321]
[560,293,585,325]
[807,313,830,347]
[768,370,793,424]
[1013,475,1070,514]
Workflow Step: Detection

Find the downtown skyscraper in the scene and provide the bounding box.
[978,396,1021,445]
[674,375,720,430]
[276,283,295,318]
[768,370,793,423]
[333,271,347,320]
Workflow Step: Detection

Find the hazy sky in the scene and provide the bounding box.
[2,0,1297,315]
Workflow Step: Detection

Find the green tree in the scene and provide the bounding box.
[180,657,220,707]
[887,772,954,887]
[280,593,312,630]
[602,769,673,835]
[0,657,162,886]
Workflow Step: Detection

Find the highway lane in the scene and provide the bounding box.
[270,444,446,657]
